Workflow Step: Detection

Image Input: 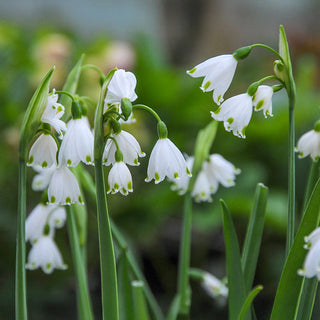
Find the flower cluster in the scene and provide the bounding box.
[298,227,320,280]
[25,203,67,274]
[187,50,277,138]
[171,154,240,202]
[102,69,191,195]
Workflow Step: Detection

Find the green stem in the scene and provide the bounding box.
[66,206,94,320]
[250,44,285,63]
[54,90,75,102]
[132,104,162,123]
[15,159,27,320]
[303,161,320,212]
[81,64,105,80]
[95,159,119,320]
[286,93,296,257]
[177,194,193,317]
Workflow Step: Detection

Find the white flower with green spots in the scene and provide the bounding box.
[26,235,67,274]
[104,69,137,112]
[253,85,273,118]
[170,156,194,195]
[295,129,320,162]
[58,117,94,167]
[103,130,145,166]
[41,91,67,138]
[187,54,238,105]
[107,161,133,195]
[298,228,320,280]
[32,164,56,191]
[145,138,191,184]
[211,93,253,138]
[27,134,57,168]
[47,166,83,205]
[191,169,213,203]
[202,272,228,298]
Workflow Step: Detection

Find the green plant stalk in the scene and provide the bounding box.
[177,194,193,317]
[95,160,119,320]
[132,281,151,320]
[303,161,320,212]
[66,206,94,320]
[15,159,27,320]
[237,286,263,320]
[76,166,164,320]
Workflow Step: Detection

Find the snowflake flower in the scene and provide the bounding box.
[295,129,320,162]
[107,161,133,195]
[253,85,274,118]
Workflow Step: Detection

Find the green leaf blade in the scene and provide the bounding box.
[220,200,249,320]
[270,178,320,320]
[238,286,263,320]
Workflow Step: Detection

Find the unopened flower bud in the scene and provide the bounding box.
[233,46,252,61]
[121,97,132,120]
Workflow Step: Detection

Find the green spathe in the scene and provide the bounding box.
[19,67,55,160]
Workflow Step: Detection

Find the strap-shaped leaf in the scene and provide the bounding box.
[270,178,320,320]
[238,286,263,320]
[132,281,151,320]
[220,200,249,320]
[241,183,268,291]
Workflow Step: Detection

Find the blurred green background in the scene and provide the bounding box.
[1,0,320,319]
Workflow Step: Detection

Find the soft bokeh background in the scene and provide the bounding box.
[1,0,320,319]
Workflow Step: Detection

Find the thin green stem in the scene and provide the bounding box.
[132,104,162,123]
[15,159,27,320]
[177,194,193,317]
[54,90,75,102]
[66,206,94,320]
[286,94,296,257]
[250,43,285,63]
[303,161,320,212]
[95,159,119,320]
[81,64,105,80]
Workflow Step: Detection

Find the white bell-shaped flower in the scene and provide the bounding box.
[253,85,273,118]
[187,54,238,105]
[145,138,192,184]
[48,206,67,229]
[103,130,145,166]
[107,161,133,195]
[298,234,320,280]
[206,154,241,188]
[211,93,253,138]
[104,69,138,112]
[26,235,67,274]
[202,272,228,298]
[48,166,83,206]
[27,134,57,168]
[295,129,320,162]
[58,117,94,167]
[191,169,213,203]
[41,91,67,138]
[32,164,56,191]
[25,204,52,243]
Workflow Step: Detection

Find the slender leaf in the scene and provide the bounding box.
[118,249,135,320]
[220,200,249,320]
[237,286,263,320]
[270,178,320,320]
[241,183,268,291]
[166,295,181,320]
[132,281,151,320]
[60,54,84,120]
[66,206,94,320]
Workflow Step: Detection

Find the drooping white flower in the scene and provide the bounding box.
[191,169,213,203]
[25,204,52,243]
[170,156,194,195]
[298,232,320,280]
[206,154,241,188]
[58,117,94,167]
[107,161,133,195]
[145,138,192,184]
[211,93,253,138]
[295,129,320,162]
[48,206,67,229]
[202,272,228,298]
[253,85,274,118]
[27,134,57,168]
[187,54,238,105]
[26,235,67,274]
[104,69,138,112]
[103,130,145,166]
[41,91,67,138]
[47,166,83,206]
[32,164,56,191]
